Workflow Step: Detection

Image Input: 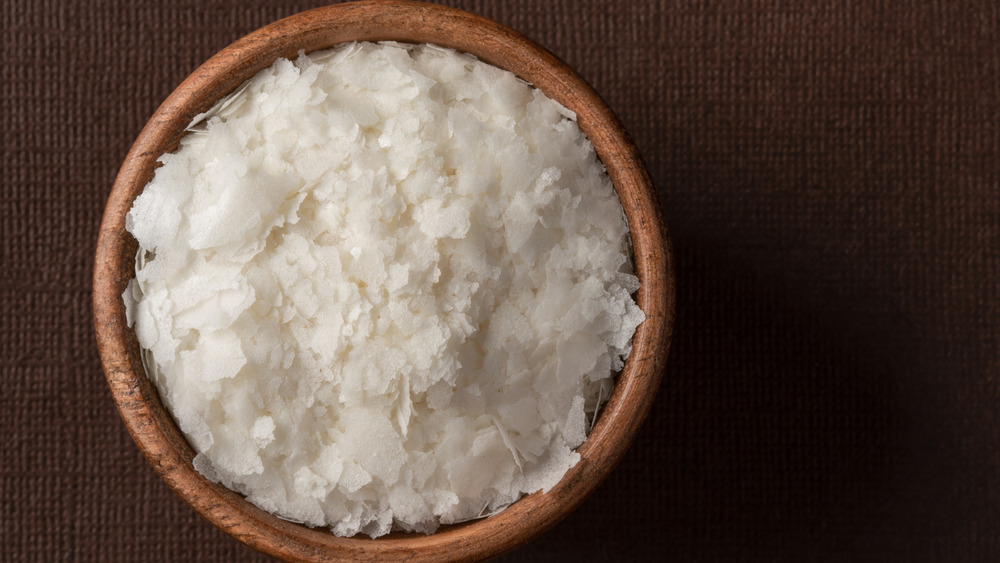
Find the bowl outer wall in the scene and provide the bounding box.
[92,1,675,561]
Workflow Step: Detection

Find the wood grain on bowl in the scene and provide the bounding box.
[93,1,674,561]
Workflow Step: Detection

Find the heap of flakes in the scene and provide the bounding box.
[124,42,644,538]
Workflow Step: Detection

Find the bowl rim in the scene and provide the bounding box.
[93,1,675,561]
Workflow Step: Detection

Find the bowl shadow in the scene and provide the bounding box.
[495,152,967,560]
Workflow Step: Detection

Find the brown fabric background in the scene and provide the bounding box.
[4,0,1000,560]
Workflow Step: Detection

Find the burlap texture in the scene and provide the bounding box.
[3,1,999,560]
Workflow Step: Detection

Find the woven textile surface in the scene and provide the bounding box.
[3,0,999,560]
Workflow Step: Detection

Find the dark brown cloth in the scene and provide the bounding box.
[4,0,1000,560]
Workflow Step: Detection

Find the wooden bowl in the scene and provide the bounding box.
[93,1,674,560]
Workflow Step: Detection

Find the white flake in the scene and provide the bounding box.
[125,41,644,539]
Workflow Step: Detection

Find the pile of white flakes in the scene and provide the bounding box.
[124,42,644,538]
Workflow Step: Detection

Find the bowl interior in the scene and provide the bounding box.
[93,1,674,561]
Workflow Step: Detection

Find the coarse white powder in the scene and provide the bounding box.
[124,42,645,538]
